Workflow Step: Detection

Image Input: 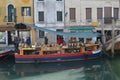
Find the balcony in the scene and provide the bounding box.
[104,17,117,24]
[4,16,17,22]
[4,16,17,26]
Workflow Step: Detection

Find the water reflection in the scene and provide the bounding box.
[0,58,119,80]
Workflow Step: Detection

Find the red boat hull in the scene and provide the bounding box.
[15,49,102,63]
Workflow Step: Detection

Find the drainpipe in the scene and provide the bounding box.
[119,0,120,19]
[33,0,35,25]
[64,0,66,30]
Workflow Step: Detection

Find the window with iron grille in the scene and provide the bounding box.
[38,11,44,21]
[57,11,63,21]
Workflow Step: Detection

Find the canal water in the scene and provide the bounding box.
[0,55,120,80]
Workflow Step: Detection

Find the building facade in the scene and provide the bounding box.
[34,0,65,44]
[65,0,120,42]
[0,0,35,46]
[0,0,120,46]
[65,0,119,27]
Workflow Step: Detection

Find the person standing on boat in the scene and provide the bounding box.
[44,36,48,45]
[14,36,20,52]
[57,36,63,45]
[25,37,31,47]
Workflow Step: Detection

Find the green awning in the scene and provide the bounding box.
[15,23,102,38]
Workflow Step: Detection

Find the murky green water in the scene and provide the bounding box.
[0,55,120,80]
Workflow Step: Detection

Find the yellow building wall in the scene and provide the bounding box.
[0,0,35,44]
[0,0,33,25]
[31,28,36,44]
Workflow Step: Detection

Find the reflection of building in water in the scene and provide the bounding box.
[0,59,118,80]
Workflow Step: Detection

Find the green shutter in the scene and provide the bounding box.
[29,7,31,16]
[14,8,16,22]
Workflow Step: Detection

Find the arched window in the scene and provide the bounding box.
[8,4,16,22]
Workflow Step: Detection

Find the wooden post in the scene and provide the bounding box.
[111,19,115,57]
[31,28,36,45]
[101,19,105,44]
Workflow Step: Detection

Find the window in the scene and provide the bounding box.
[104,7,112,24]
[56,0,62,1]
[38,11,44,21]
[8,4,16,22]
[39,30,44,38]
[97,8,103,19]
[21,7,31,16]
[57,11,63,21]
[86,8,92,21]
[0,32,6,44]
[69,8,76,21]
[114,8,119,19]
[38,0,44,1]
[104,7,112,18]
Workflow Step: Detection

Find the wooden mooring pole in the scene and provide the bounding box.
[111,19,115,57]
[101,19,105,45]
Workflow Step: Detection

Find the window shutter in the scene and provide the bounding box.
[97,8,102,19]
[114,8,118,19]
[29,7,31,16]
[14,8,16,22]
[86,8,91,19]
[70,8,76,21]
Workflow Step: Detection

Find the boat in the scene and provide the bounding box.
[0,48,13,60]
[14,23,102,63]
[14,43,102,63]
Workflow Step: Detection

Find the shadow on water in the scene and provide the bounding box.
[0,54,119,80]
